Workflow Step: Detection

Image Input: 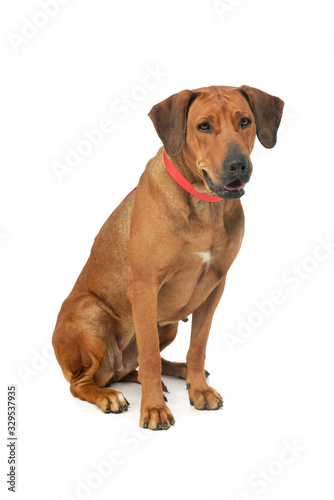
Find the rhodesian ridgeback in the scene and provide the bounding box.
[52,85,284,430]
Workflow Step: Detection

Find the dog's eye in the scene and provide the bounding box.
[198,122,211,132]
[240,117,251,128]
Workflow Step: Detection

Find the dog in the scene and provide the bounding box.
[52,85,284,430]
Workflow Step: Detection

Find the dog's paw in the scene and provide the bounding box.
[187,383,223,410]
[96,389,129,414]
[140,400,175,430]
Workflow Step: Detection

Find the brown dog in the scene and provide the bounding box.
[52,85,284,430]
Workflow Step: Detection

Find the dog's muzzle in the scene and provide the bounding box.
[203,154,251,200]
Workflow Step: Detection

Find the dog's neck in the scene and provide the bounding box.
[166,150,217,197]
[163,151,223,203]
[150,148,237,225]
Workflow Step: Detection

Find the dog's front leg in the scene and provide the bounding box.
[128,270,175,430]
[186,279,226,411]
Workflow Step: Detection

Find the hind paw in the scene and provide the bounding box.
[96,390,129,414]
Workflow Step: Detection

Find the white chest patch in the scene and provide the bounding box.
[197,251,211,269]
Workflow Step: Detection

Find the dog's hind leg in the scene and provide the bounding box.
[52,296,129,414]
[120,370,140,384]
[158,323,186,380]
[161,358,187,379]
[161,358,210,380]
[121,369,169,393]
[158,323,210,380]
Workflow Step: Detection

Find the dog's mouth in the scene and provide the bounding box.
[203,171,246,199]
[224,179,245,191]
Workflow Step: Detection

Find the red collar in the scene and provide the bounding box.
[163,150,223,202]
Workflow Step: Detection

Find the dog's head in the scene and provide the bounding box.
[148,85,284,200]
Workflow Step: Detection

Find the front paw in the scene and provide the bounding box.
[140,399,175,430]
[186,382,223,410]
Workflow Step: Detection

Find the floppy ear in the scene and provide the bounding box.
[148,90,198,157]
[239,85,284,148]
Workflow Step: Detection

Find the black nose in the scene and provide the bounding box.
[224,155,249,177]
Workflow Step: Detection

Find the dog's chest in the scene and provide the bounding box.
[159,237,228,298]
[157,202,244,321]
[196,250,211,267]
[157,244,226,322]
[189,240,226,277]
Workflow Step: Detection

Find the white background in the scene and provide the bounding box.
[1,0,333,499]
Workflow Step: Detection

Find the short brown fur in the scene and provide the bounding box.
[52,85,284,430]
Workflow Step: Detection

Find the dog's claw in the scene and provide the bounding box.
[141,401,175,430]
[164,395,168,402]
[105,408,111,413]
[186,383,190,390]
[170,418,175,426]
[203,403,210,410]
[205,370,210,378]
